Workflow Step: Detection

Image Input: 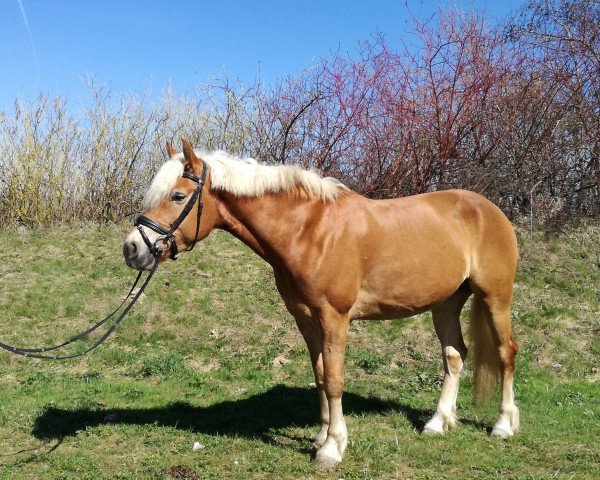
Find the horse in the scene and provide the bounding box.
[123,139,520,469]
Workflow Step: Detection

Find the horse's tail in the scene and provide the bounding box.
[469,295,500,402]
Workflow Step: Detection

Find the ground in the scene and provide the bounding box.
[0,222,598,479]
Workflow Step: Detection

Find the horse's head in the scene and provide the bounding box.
[123,139,218,270]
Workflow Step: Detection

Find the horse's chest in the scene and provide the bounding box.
[271,268,314,318]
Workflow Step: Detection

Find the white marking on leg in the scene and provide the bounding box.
[315,397,347,469]
[424,346,463,434]
[492,373,519,438]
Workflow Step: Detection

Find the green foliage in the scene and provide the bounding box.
[139,353,187,378]
[347,347,385,374]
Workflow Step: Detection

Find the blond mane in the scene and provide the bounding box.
[143,150,345,209]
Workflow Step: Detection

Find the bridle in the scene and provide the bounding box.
[0,161,208,360]
[135,161,207,260]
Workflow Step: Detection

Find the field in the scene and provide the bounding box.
[0,223,598,479]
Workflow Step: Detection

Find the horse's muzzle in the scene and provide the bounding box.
[123,229,159,271]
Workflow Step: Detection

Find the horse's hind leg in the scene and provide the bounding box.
[423,285,471,434]
[468,211,519,437]
[477,295,520,438]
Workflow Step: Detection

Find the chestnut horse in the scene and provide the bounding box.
[123,140,519,468]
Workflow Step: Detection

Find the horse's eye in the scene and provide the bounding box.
[171,192,187,203]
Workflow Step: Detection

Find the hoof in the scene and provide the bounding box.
[314,449,342,469]
[422,424,445,435]
[492,407,519,438]
[423,413,456,435]
[491,424,514,439]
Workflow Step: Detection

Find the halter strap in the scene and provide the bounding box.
[0,248,161,360]
[135,162,207,260]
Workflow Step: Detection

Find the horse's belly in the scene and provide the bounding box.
[349,294,431,320]
[348,269,467,320]
[349,290,455,320]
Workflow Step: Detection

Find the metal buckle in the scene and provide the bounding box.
[154,235,178,260]
[153,235,168,248]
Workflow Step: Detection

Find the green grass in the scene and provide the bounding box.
[0,223,598,479]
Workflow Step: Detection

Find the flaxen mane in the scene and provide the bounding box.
[143,150,345,209]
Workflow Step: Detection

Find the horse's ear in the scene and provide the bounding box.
[166,140,177,157]
[181,138,203,173]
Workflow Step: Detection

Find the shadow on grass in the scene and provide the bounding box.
[32,385,489,450]
[34,386,414,439]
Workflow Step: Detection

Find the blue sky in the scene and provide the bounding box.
[2,0,519,110]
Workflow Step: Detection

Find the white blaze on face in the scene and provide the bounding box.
[124,158,185,271]
[143,159,185,210]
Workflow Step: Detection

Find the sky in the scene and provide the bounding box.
[1,0,519,110]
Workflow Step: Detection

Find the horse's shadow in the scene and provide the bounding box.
[32,385,487,449]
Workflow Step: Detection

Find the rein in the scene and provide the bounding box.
[0,253,161,360]
[0,162,207,360]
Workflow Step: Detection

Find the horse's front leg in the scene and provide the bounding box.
[314,307,350,469]
[294,316,329,447]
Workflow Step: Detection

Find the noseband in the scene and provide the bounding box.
[135,162,207,260]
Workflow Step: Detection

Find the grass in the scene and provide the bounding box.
[0,223,598,479]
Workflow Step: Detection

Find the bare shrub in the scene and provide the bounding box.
[1,1,597,227]
[254,3,599,222]
[0,76,259,226]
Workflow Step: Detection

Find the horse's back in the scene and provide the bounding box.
[362,189,516,261]
[341,189,517,320]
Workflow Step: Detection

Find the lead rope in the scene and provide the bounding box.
[1,161,207,361]
[0,249,162,360]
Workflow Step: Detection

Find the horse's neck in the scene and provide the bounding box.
[215,190,326,261]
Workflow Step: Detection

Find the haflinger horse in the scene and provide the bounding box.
[123,139,519,469]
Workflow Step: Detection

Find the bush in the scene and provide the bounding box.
[1,1,597,227]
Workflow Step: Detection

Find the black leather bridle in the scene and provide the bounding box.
[0,161,208,360]
[135,161,207,260]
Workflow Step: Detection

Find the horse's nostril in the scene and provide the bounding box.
[123,241,137,258]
